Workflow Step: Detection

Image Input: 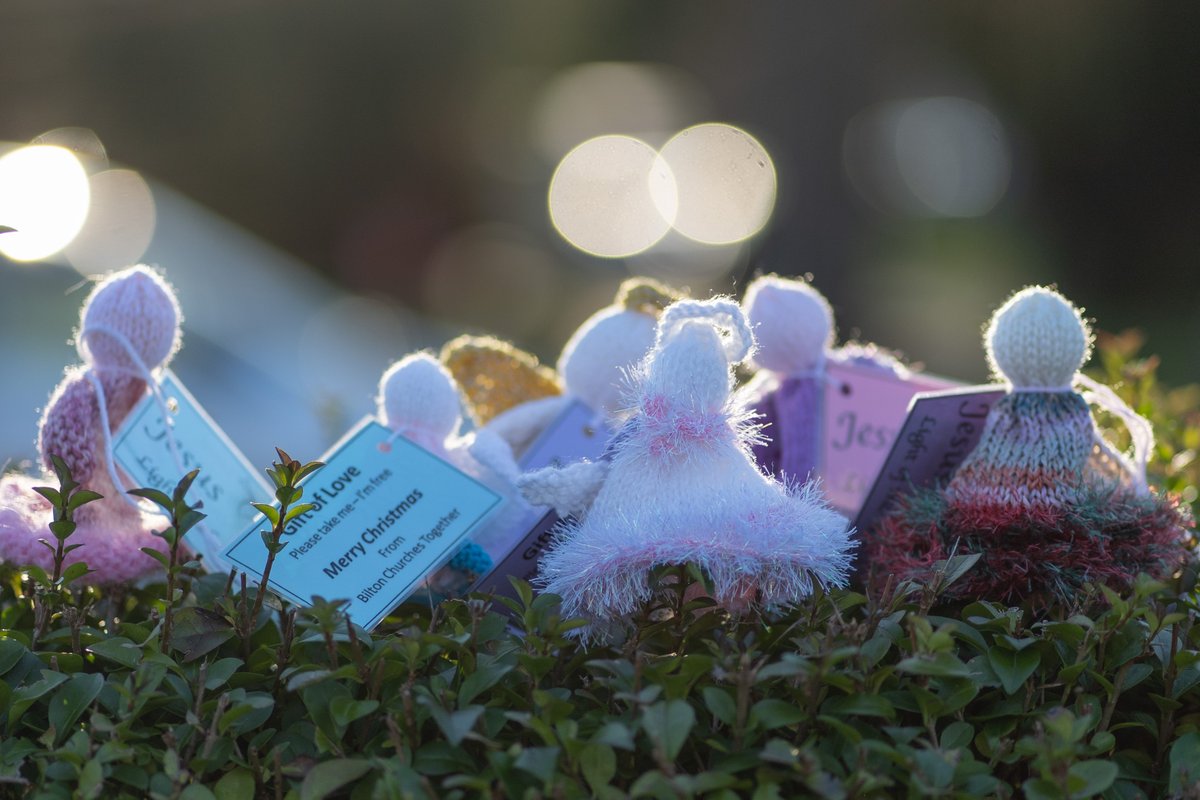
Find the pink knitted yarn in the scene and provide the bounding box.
[0,266,182,585]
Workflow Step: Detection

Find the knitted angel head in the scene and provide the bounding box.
[520,297,856,636]
[445,278,684,460]
[0,266,180,584]
[868,286,1191,605]
[742,274,909,483]
[377,352,536,587]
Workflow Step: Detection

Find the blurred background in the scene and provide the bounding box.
[1,2,1198,469]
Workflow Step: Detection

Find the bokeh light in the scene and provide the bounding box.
[0,145,91,262]
[843,97,1011,218]
[533,62,706,159]
[548,135,677,258]
[65,169,157,272]
[655,123,777,246]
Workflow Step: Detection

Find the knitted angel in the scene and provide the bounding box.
[867,286,1192,605]
[518,298,856,631]
[0,266,180,584]
[377,352,533,594]
[742,274,927,485]
[443,278,684,462]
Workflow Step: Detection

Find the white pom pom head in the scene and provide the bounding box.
[558,305,657,414]
[986,286,1092,390]
[79,265,181,373]
[641,298,751,411]
[378,353,462,441]
[643,320,731,412]
[743,275,833,374]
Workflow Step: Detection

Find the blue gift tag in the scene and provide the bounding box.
[221,418,502,630]
[112,369,272,573]
[519,398,612,470]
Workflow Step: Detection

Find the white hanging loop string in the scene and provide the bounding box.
[1075,373,1153,497]
[78,324,227,557]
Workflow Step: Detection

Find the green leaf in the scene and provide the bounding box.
[934,552,982,591]
[988,646,1041,695]
[180,786,216,800]
[66,489,103,511]
[1066,759,1118,797]
[702,686,736,725]
[330,696,379,727]
[251,503,280,527]
[897,653,972,678]
[173,469,200,504]
[514,746,560,784]
[7,670,69,733]
[284,503,316,524]
[580,742,616,793]
[750,699,805,729]
[32,486,62,506]
[641,699,695,761]
[128,487,174,511]
[140,547,171,568]
[48,672,104,743]
[203,658,243,690]
[49,518,76,540]
[61,561,91,583]
[1169,732,1200,795]
[426,703,484,746]
[171,607,235,661]
[300,758,373,800]
[87,638,143,669]
[821,693,896,720]
[213,768,256,800]
[0,638,29,676]
[458,658,515,707]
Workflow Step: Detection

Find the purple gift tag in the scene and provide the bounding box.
[471,509,560,610]
[519,398,612,471]
[820,362,957,517]
[853,385,1007,536]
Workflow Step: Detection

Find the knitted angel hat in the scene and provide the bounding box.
[479,277,684,458]
[377,352,538,590]
[742,274,907,482]
[0,266,180,584]
[521,298,855,634]
[868,286,1191,605]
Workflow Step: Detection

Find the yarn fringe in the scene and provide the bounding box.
[868,484,1194,606]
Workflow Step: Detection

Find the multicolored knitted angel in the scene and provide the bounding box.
[519,298,856,632]
[0,266,179,584]
[867,286,1193,604]
[443,277,684,462]
[376,352,532,594]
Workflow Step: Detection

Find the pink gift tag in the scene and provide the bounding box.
[820,362,957,517]
[853,385,1007,536]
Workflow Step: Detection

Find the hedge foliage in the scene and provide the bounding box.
[0,335,1196,800]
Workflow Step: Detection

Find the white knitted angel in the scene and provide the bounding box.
[376,353,532,593]
[518,298,857,631]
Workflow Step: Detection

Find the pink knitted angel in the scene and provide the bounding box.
[519,298,856,632]
[0,266,180,584]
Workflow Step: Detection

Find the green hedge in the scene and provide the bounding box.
[0,337,1196,800]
